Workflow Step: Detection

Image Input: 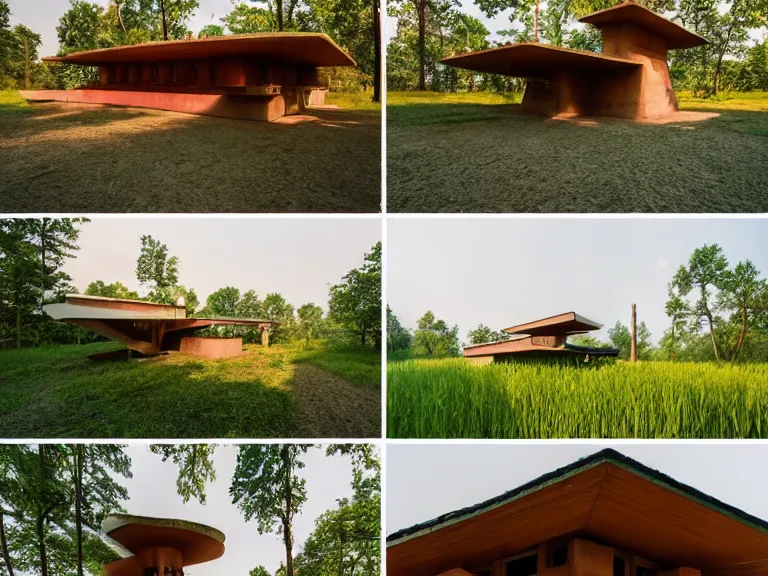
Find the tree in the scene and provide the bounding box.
[10,25,41,89]
[85,281,138,300]
[251,566,272,576]
[204,286,241,317]
[0,220,40,349]
[150,445,216,505]
[718,260,767,361]
[608,319,652,360]
[199,23,224,37]
[0,1,12,85]
[230,445,312,576]
[136,235,179,290]
[237,289,263,318]
[387,307,412,352]
[261,292,295,344]
[670,244,728,360]
[296,303,324,348]
[466,323,507,345]
[222,2,274,33]
[31,219,84,311]
[413,310,459,357]
[328,242,381,349]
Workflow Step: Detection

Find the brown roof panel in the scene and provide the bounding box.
[44,32,356,67]
[579,3,707,49]
[440,43,639,78]
[502,312,602,336]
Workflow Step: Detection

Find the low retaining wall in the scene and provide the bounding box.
[179,337,243,359]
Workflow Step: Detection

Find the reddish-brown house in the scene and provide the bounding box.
[442,3,708,121]
[21,33,355,121]
[102,514,225,576]
[387,449,768,576]
[44,294,276,360]
[463,312,619,363]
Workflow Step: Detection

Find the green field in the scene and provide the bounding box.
[387,358,768,438]
[387,90,768,213]
[0,342,381,438]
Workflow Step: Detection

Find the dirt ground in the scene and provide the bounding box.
[290,363,381,438]
[0,102,381,213]
[387,103,768,213]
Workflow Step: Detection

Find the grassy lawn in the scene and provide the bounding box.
[0,342,381,438]
[388,358,768,439]
[0,90,380,213]
[387,90,768,213]
[326,90,382,111]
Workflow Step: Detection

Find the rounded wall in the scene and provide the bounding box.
[179,337,243,359]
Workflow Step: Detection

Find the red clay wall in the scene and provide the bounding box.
[179,337,243,359]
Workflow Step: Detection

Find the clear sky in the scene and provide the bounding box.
[101,444,363,576]
[6,0,235,59]
[387,443,768,535]
[387,218,768,345]
[61,217,380,310]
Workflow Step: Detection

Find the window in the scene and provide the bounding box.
[547,544,568,568]
[505,554,537,576]
[613,557,626,576]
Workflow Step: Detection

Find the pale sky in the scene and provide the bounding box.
[99,444,365,576]
[387,218,768,346]
[387,443,768,535]
[60,217,380,311]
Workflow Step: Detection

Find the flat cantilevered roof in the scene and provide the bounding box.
[440,43,639,78]
[44,32,356,67]
[103,514,225,567]
[387,449,768,576]
[580,2,707,50]
[502,311,602,336]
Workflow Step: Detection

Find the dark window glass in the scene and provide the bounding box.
[548,545,568,567]
[613,557,626,576]
[506,554,537,576]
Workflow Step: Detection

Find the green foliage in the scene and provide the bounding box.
[412,310,459,357]
[386,307,412,352]
[296,303,325,348]
[388,358,768,438]
[465,323,507,346]
[251,566,272,576]
[84,281,138,300]
[328,242,381,350]
[199,23,224,37]
[607,320,653,360]
[136,235,179,290]
[149,445,216,504]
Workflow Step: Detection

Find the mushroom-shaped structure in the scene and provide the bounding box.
[102,514,225,576]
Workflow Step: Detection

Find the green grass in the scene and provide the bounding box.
[0,90,32,115]
[326,90,382,111]
[387,358,768,439]
[387,90,768,212]
[291,343,381,386]
[0,342,380,438]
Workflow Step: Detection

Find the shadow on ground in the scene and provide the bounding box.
[0,342,380,438]
[387,103,768,213]
[0,102,381,213]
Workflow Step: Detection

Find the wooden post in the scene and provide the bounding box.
[630,303,638,362]
[261,326,270,347]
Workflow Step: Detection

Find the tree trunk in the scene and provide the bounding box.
[282,447,294,576]
[16,302,21,350]
[0,510,15,576]
[37,448,49,576]
[360,324,367,347]
[75,446,84,576]
[712,26,734,95]
[372,0,381,102]
[160,0,169,40]
[23,36,30,89]
[40,219,48,313]
[629,304,637,362]
[277,0,284,31]
[705,309,720,360]
[417,0,426,90]
[733,300,748,362]
[534,0,540,42]
[117,1,127,33]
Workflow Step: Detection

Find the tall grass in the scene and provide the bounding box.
[387,359,768,439]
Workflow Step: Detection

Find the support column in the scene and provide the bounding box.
[261,326,270,347]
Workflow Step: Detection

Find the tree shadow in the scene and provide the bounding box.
[0,101,381,213]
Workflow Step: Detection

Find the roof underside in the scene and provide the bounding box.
[104,514,225,566]
[44,33,356,67]
[463,338,619,357]
[503,312,603,336]
[440,43,639,78]
[579,3,707,50]
[387,449,768,576]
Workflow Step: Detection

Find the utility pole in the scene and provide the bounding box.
[630,303,638,362]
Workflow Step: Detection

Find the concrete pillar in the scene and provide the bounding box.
[261,327,270,347]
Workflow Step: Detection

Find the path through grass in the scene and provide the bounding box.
[387,90,768,213]
[0,342,381,438]
[388,358,768,438]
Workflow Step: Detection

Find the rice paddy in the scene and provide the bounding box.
[387,359,768,439]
